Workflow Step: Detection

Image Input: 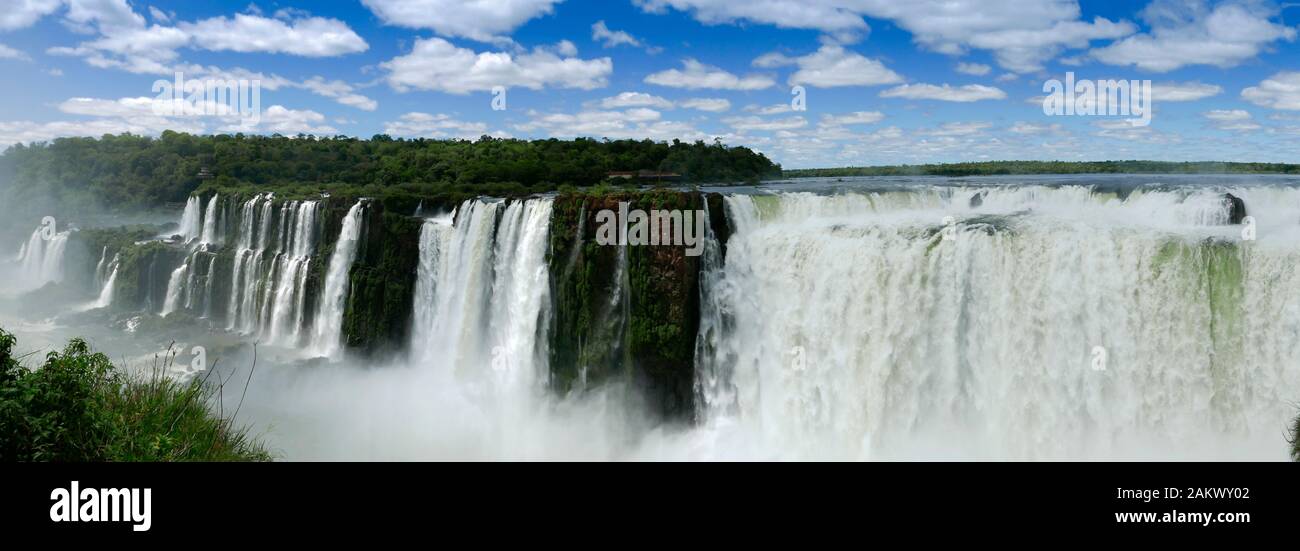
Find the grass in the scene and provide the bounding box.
[0,327,271,462]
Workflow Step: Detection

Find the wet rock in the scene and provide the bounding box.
[1224,193,1247,225]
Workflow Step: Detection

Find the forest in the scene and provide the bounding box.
[0,131,781,212]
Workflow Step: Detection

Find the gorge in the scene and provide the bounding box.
[4,175,1300,460]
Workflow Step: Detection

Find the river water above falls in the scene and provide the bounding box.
[4,174,1299,460]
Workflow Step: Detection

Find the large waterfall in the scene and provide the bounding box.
[410,198,554,382]
[692,185,1300,459]
[310,200,365,357]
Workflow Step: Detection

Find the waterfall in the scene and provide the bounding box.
[411,197,554,397]
[160,261,188,316]
[693,186,1300,459]
[16,227,70,289]
[87,255,120,310]
[262,201,319,345]
[200,193,221,245]
[178,196,203,242]
[226,193,272,332]
[311,200,366,357]
[93,246,109,287]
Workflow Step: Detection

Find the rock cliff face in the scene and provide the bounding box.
[548,190,727,420]
[69,189,733,419]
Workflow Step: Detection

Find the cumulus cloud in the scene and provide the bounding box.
[680,97,731,112]
[1242,71,1300,110]
[0,0,63,31]
[0,43,30,60]
[0,93,339,148]
[383,112,492,139]
[637,0,1134,72]
[382,38,612,93]
[178,13,368,57]
[722,115,808,131]
[515,107,713,141]
[597,92,674,110]
[645,59,774,90]
[592,20,641,48]
[820,111,885,126]
[361,0,561,43]
[1091,0,1296,72]
[880,83,1007,102]
[1152,81,1222,102]
[955,62,991,76]
[754,44,903,87]
[1203,109,1261,132]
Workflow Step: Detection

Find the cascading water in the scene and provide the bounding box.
[16,227,70,290]
[311,200,365,358]
[86,254,120,310]
[160,262,189,316]
[178,196,203,242]
[692,184,1300,460]
[200,193,221,245]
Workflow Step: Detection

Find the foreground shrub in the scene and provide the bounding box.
[0,328,269,462]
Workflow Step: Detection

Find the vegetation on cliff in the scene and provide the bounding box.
[0,132,779,215]
[0,328,269,461]
[548,189,715,419]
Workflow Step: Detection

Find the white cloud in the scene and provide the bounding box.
[820,111,885,126]
[645,59,774,90]
[1242,71,1300,110]
[1203,109,1261,132]
[955,62,991,76]
[1152,82,1222,102]
[148,6,172,24]
[1008,121,1061,135]
[637,0,1135,72]
[598,92,674,110]
[592,20,641,48]
[45,2,369,77]
[880,83,1006,102]
[178,13,368,57]
[0,0,62,31]
[0,94,338,148]
[0,43,30,60]
[754,44,903,88]
[361,0,561,42]
[722,115,808,131]
[383,112,491,139]
[382,38,612,93]
[745,103,793,115]
[922,121,992,136]
[515,107,713,141]
[680,97,730,112]
[299,77,378,111]
[1091,0,1296,72]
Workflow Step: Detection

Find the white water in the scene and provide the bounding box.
[178,196,203,242]
[262,201,319,346]
[311,200,365,358]
[16,228,70,290]
[687,186,1300,460]
[200,193,221,245]
[160,262,188,316]
[87,258,119,310]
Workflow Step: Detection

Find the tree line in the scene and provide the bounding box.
[0,132,783,214]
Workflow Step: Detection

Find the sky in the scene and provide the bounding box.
[0,0,1298,168]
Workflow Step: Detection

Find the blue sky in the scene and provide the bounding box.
[0,0,1298,168]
